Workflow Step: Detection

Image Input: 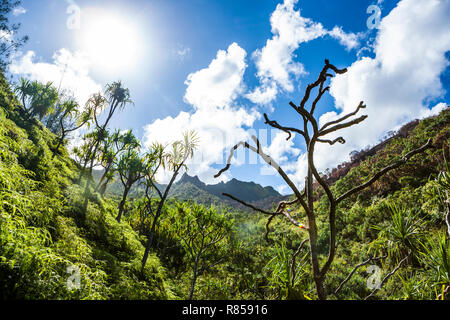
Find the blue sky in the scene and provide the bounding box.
[6,0,450,194]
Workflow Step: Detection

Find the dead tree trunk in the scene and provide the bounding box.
[214,59,433,300]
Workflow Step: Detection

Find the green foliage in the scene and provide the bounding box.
[173,202,230,299]
[419,233,450,286]
[0,71,171,299]
[265,238,309,300]
[14,78,59,119]
[373,203,424,259]
[0,1,29,70]
[1,61,449,300]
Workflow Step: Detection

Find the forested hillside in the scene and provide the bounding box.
[0,60,449,300]
[0,71,173,299]
[99,171,285,210]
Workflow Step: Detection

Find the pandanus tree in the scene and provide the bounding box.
[51,100,93,158]
[135,142,166,235]
[14,77,31,111]
[95,129,140,196]
[14,79,58,119]
[72,130,101,182]
[116,147,145,223]
[141,130,199,271]
[80,81,133,213]
[214,59,433,300]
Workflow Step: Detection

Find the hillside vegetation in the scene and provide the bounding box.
[0,65,449,300]
[0,71,172,299]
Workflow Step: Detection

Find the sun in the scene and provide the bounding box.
[76,8,144,74]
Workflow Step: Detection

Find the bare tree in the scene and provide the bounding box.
[214,59,433,300]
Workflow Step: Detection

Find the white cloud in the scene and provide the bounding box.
[328,26,361,51]
[285,0,450,187]
[9,48,102,105]
[143,43,260,184]
[245,82,278,105]
[276,184,291,195]
[259,130,302,177]
[247,0,360,105]
[419,102,448,119]
[13,6,26,16]
[9,49,103,157]
[264,131,301,165]
[184,43,247,110]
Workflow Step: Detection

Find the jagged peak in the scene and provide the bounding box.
[178,172,202,185]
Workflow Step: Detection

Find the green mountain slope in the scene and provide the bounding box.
[169,173,285,208]
[0,70,173,299]
[97,170,285,210]
[1,64,449,300]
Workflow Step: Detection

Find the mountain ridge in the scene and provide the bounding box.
[98,170,287,210]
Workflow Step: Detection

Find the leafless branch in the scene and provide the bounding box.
[215,136,308,212]
[310,85,329,115]
[275,198,300,213]
[319,114,368,138]
[365,254,409,300]
[263,113,305,140]
[214,141,250,178]
[222,192,305,229]
[336,139,433,204]
[334,255,387,295]
[265,214,278,243]
[222,193,274,215]
[299,59,346,112]
[283,211,305,228]
[320,101,366,132]
[316,137,346,145]
[291,239,309,287]
[289,101,319,134]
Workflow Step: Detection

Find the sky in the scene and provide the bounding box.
[4,0,450,195]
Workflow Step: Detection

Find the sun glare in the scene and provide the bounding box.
[76,8,144,74]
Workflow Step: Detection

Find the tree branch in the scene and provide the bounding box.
[265,214,278,243]
[215,136,308,215]
[334,255,387,295]
[275,198,300,213]
[291,239,309,287]
[222,192,305,228]
[320,101,366,132]
[365,254,409,300]
[319,114,368,138]
[310,85,329,115]
[263,113,305,140]
[316,137,346,145]
[289,101,319,134]
[222,193,275,215]
[299,59,346,112]
[336,139,433,204]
